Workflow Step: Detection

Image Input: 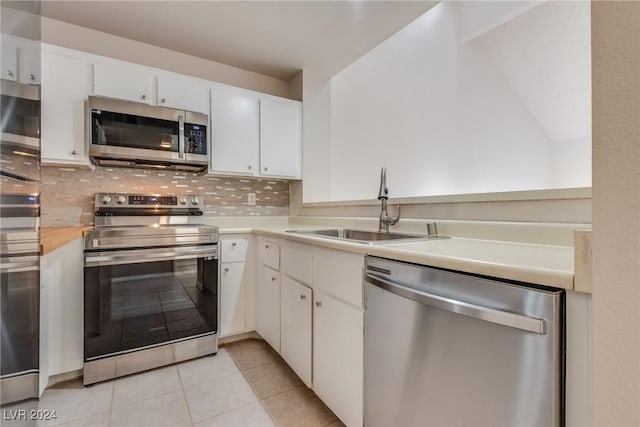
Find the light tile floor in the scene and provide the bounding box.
[1,339,344,427]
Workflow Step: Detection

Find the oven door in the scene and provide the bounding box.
[83,245,218,361]
[0,252,40,403]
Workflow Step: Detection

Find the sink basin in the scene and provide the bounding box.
[286,228,449,245]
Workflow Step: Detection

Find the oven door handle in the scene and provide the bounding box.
[0,255,40,273]
[85,245,217,267]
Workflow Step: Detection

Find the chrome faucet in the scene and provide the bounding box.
[377,167,400,232]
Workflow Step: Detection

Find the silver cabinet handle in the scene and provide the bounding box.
[71,150,77,155]
[160,98,166,103]
[7,70,14,77]
[264,167,268,172]
[365,273,546,334]
[224,267,230,272]
[315,301,322,307]
[300,295,307,300]
[231,242,237,247]
[248,165,252,170]
[265,244,270,249]
[29,73,35,80]
[271,277,277,281]
[141,94,147,100]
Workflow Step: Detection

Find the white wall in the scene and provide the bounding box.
[592,2,640,425]
[40,17,291,98]
[304,1,591,203]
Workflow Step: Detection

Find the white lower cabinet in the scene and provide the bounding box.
[313,290,364,427]
[280,276,312,387]
[257,264,281,352]
[220,237,251,337]
[40,238,84,389]
[220,262,247,337]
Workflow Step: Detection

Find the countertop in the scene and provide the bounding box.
[41,226,92,255]
[39,222,576,290]
[251,226,575,290]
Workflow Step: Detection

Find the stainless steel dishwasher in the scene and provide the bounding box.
[364,256,564,427]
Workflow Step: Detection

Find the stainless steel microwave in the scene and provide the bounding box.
[87,96,208,172]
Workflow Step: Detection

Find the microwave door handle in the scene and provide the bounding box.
[178,114,185,159]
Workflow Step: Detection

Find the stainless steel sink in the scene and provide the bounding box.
[286,228,449,245]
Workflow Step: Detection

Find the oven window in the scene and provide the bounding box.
[91,110,179,152]
[84,257,217,360]
[0,268,39,376]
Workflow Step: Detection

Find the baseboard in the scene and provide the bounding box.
[47,369,83,388]
[219,331,262,345]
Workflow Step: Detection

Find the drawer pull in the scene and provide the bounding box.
[300,294,307,300]
[265,244,270,249]
[315,301,322,308]
[232,242,237,247]
[271,277,277,281]
[224,267,229,272]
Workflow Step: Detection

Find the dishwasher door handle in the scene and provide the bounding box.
[365,273,546,334]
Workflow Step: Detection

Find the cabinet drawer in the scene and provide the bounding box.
[282,244,313,285]
[260,240,280,270]
[221,238,249,263]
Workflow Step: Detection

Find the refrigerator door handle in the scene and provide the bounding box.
[365,273,546,334]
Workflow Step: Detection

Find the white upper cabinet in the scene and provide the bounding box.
[1,35,40,84]
[157,73,209,114]
[93,61,153,104]
[259,98,302,178]
[93,61,209,114]
[210,85,260,175]
[1,35,18,81]
[17,38,40,84]
[209,87,302,179]
[41,46,91,166]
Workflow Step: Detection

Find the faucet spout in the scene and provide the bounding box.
[378,167,388,200]
[377,167,400,232]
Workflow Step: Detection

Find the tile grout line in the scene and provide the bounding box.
[224,344,281,427]
[175,364,196,427]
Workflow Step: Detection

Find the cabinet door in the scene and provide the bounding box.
[93,60,152,104]
[210,86,259,175]
[43,238,84,376]
[157,73,209,114]
[314,292,363,427]
[281,277,312,386]
[17,39,40,84]
[220,262,246,337]
[41,49,91,166]
[257,265,281,352]
[1,35,18,81]
[259,98,301,178]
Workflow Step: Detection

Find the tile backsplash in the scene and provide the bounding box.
[41,166,290,226]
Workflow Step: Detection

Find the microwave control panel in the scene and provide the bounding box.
[185,123,207,155]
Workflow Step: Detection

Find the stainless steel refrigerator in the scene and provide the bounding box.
[0,0,41,405]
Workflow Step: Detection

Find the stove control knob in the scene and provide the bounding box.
[116,196,126,205]
[191,198,199,205]
[101,195,112,205]
[178,197,187,205]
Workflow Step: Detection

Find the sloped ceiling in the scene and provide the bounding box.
[41,1,438,80]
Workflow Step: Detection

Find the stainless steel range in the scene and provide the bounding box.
[83,193,219,385]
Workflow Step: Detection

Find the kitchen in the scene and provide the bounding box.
[3,3,640,425]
